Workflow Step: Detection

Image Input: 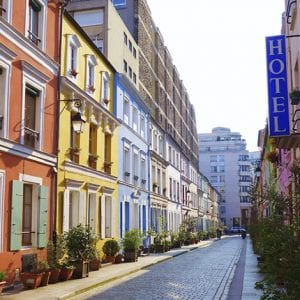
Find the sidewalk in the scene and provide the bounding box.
[1,237,262,300]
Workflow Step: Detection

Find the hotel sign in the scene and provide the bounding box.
[266,35,290,137]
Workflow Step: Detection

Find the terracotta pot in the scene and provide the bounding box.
[89,259,101,271]
[40,271,51,286]
[0,281,6,294]
[48,269,61,284]
[105,255,116,263]
[21,273,43,289]
[59,268,74,281]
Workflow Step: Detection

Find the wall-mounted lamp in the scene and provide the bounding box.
[60,98,85,134]
[0,115,3,130]
[186,189,191,195]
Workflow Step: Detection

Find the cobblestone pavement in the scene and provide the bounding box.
[70,236,244,300]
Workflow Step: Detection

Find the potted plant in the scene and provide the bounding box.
[0,272,6,294]
[58,261,74,281]
[121,229,142,262]
[89,85,96,92]
[266,151,278,163]
[103,98,109,105]
[70,68,78,77]
[89,240,101,271]
[69,146,81,155]
[289,89,300,105]
[37,260,51,287]
[20,255,43,289]
[102,239,120,263]
[64,224,95,278]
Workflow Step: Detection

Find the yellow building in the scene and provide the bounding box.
[56,12,119,248]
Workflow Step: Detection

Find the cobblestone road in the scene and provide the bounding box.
[71,237,244,300]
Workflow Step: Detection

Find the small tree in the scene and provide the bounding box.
[121,229,142,252]
[102,239,120,257]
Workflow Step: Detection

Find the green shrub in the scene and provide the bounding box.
[121,229,142,251]
[0,271,5,282]
[102,239,120,256]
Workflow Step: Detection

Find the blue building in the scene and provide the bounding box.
[115,74,150,239]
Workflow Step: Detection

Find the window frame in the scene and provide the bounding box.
[0,170,4,252]
[86,54,97,95]
[66,34,81,81]
[0,0,12,22]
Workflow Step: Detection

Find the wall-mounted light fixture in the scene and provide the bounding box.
[60,98,85,134]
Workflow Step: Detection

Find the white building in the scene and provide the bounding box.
[198,127,252,228]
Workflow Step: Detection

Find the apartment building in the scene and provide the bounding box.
[199,127,252,228]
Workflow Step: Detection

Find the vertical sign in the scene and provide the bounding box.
[266,35,290,137]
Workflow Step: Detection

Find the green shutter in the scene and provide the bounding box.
[30,0,41,12]
[10,180,23,251]
[37,185,48,248]
[25,83,40,97]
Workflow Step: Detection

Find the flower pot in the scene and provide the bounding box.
[105,255,116,263]
[0,281,6,294]
[21,272,43,289]
[114,254,124,264]
[59,268,74,281]
[40,271,51,286]
[71,260,89,279]
[48,269,61,284]
[89,259,101,271]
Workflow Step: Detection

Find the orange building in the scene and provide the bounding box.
[0,0,60,284]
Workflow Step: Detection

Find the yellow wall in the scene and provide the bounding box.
[56,14,119,243]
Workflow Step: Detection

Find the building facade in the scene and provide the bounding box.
[115,73,150,239]
[57,12,120,248]
[199,127,252,228]
[0,0,60,283]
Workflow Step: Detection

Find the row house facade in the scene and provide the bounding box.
[0,0,60,283]
[115,73,150,239]
[57,12,120,245]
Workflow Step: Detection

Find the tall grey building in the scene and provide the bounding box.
[198,127,252,228]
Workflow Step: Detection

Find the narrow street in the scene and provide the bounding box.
[70,237,245,300]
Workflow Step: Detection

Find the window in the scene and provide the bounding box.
[70,115,80,163]
[124,144,130,181]
[133,72,136,83]
[74,9,104,26]
[133,150,139,185]
[140,116,145,138]
[27,0,46,49]
[123,32,128,45]
[88,124,97,168]
[67,35,81,79]
[86,55,97,94]
[123,60,128,73]
[128,40,132,52]
[102,195,114,238]
[132,107,138,132]
[93,37,103,53]
[104,133,112,173]
[210,176,217,183]
[153,131,158,151]
[140,155,146,186]
[210,155,217,162]
[129,66,132,79]
[11,179,48,250]
[101,72,110,105]
[0,0,12,22]
[133,47,137,58]
[169,178,172,199]
[87,193,97,234]
[24,85,40,148]
[123,96,130,124]
[168,146,172,162]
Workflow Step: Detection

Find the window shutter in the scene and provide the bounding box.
[79,191,85,224]
[63,190,70,232]
[125,202,129,232]
[110,198,115,238]
[100,196,105,239]
[30,0,42,12]
[37,185,48,248]
[10,180,23,251]
[26,83,40,96]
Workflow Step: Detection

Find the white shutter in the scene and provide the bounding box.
[100,196,105,239]
[110,197,115,238]
[145,205,148,233]
[79,191,85,224]
[63,190,70,232]
[130,201,133,230]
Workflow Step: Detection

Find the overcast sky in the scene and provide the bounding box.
[146,0,285,151]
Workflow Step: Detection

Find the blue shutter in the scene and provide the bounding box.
[125,202,129,232]
[120,202,123,238]
[38,185,48,248]
[10,180,23,251]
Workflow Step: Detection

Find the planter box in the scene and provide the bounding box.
[0,281,6,294]
[21,273,43,289]
[40,271,51,287]
[71,260,89,279]
[89,259,101,271]
[124,251,138,262]
[59,268,74,281]
[48,269,61,284]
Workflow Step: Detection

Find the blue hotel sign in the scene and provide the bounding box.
[266,35,290,137]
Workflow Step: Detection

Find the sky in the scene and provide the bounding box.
[146,0,285,151]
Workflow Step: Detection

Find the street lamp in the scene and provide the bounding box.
[60,98,85,134]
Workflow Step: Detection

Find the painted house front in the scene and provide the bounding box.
[0,0,60,284]
[57,12,119,251]
[115,73,150,240]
